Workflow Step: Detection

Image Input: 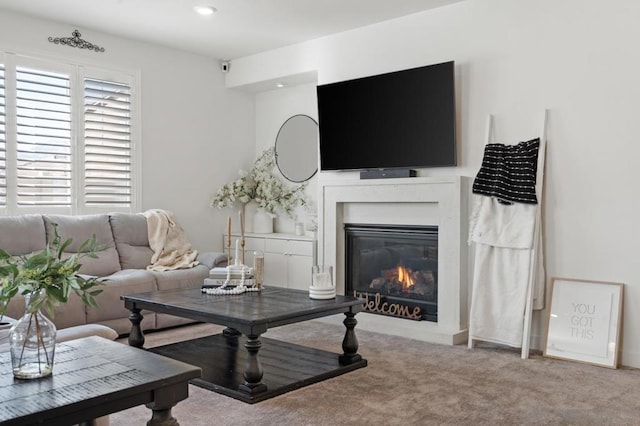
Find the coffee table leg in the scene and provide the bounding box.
[146,382,189,426]
[238,334,268,395]
[128,307,145,348]
[223,327,241,337]
[146,408,179,426]
[339,311,362,365]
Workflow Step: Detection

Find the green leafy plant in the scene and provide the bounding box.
[0,223,105,319]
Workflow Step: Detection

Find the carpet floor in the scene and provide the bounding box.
[111,320,640,425]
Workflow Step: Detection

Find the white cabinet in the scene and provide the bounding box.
[224,232,316,290]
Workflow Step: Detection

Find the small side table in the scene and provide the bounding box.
[0,336,201,426]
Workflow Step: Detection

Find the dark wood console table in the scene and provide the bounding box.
[0,336,200,426]
[122,287,367,403]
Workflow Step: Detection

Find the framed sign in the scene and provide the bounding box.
[544,277,623,368]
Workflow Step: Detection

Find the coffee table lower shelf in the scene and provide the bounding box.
[150,333,368,404]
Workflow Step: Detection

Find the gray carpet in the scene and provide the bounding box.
[111,320,640,425]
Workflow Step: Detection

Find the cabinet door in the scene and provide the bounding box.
[287,254,313,291]
[264,252,287,288]
[243,237,265,269]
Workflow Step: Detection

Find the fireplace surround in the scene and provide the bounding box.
[318,176,470,345]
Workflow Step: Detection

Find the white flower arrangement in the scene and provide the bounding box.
[210,148,307,218]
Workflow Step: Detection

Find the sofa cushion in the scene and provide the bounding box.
[86,269,157,324]
[48,292,88,330]
[197,251,229,269]
[151,264,210,291]
[43,214,121,277]
[109,213,153,270]
[151,264,209,330]
[0,214,45,255]
[2,292,87,330]
[97,315,156,336]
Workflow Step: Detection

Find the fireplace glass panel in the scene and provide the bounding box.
[345,224,438,321]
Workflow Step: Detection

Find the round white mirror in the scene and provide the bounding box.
[275,114,318,183]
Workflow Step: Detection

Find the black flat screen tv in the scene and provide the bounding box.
[317,61,456,172]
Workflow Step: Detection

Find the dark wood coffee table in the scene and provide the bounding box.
[0,336,200,426]
[122,286,367,403]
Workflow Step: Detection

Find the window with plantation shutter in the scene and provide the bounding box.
[15,66,72,206]
[0,52,139,215]
[0,64,5,206]
[83,77,131,207]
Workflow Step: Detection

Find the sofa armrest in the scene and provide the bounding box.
[56,324,119,343]
[196,251,228,269]
[1,321,118,353]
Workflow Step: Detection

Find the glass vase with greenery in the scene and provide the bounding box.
[0,224,104,378]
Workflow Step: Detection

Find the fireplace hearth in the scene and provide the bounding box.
[345,224,438,321]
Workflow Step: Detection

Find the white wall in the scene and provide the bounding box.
[0,9,256,251]
[254,83,318,234]
[228,0,640,367]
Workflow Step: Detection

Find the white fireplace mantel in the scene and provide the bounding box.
[317,175,470,345]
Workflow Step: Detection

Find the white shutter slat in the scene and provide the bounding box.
[85,140,130,151]
[18,160,70,168]
[85,134,129,143]
[84,109,130,120]
[85,79,131,92]
[16,66,72,207]
[85,126,130,136]
[83,76,132,207]
[17,98,70,113]
[86,91,130,99]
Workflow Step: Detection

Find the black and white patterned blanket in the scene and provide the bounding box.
[472,138,540,205]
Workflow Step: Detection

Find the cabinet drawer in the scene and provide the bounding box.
[265,238,287,254]
[286,240,313,256]
[243,237,265,252]
[265,239,313,256]
[225,235,265,252]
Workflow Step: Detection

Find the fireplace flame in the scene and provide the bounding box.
[396,265,414,291]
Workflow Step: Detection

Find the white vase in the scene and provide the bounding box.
[253,209,274,234]
[243,200,258,233]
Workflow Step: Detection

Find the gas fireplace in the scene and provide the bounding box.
[345,224,438,322]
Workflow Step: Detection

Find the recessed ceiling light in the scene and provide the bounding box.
[194,5,216,16]
[276,83,285,88]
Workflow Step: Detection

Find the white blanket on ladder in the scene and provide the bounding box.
[468,196,544,347]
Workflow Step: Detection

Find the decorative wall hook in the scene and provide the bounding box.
[48,29,105,52]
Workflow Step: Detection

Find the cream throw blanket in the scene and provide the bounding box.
[143,209,199,271]
[468,195,544,347]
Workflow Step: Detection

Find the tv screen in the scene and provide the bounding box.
[317,61,456,171]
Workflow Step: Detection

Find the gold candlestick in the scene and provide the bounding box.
[226,216,231,266]
[239,209,245,265]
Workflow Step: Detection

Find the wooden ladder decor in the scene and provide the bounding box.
[467,109,548,359]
